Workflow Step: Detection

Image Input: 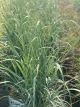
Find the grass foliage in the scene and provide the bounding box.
[0,0,80,107]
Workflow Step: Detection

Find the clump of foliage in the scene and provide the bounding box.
[0,0,80,107]
[0,0,68,107]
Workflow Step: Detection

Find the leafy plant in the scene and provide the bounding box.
[0,0,68,107]
[0,0,80,107]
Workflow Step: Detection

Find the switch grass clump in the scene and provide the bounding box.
[0,0,80,107]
